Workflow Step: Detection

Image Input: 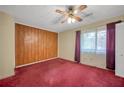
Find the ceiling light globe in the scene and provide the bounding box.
[68,17,72,24]
[72,18,76,23]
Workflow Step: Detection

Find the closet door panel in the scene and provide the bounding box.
[116,22,124,77]
[15,23,58,66]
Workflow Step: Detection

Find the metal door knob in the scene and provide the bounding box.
[120,54,123,56]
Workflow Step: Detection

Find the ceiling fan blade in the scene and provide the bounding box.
[73,16,83,22]
[61,16,68,24]
[52,15,65,24]
[84,13,93,17]
[61,20,66,24]
[78,5,87,12]
[56,9,66,14]
[81,12,93,18]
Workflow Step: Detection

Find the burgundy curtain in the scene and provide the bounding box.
[106,21,121,70]
[75,31,81,63]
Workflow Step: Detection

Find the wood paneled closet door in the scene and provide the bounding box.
[15,23,58,66]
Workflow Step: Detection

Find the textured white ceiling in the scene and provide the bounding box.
[0,5,124,32]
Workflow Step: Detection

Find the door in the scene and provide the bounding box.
[116,22,124,77]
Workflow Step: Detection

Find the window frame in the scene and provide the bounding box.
[81,26,106,54]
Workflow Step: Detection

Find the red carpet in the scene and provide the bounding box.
[0,58,124,87]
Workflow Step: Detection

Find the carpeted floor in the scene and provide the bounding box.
[0,58,124,87]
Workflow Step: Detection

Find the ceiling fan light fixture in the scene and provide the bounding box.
[67,17,72,24]
[72,18,76,23]
[67,17,76,24]
[74,10,78,14]
[55,5,88,24]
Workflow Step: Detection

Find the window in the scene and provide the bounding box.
[96,30,106,53]
[81,26,106,53]
[81,32,96,52]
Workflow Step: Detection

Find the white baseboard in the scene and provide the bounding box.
[0,70,15,80]
[16,57,58,68]
[115,72,124,78]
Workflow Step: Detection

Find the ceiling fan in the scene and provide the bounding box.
[55,5,92,24]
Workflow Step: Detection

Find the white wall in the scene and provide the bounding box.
[80,53,106,69]
[59,15,124,69]
[0,11,15,79]
[58,30,75,61]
